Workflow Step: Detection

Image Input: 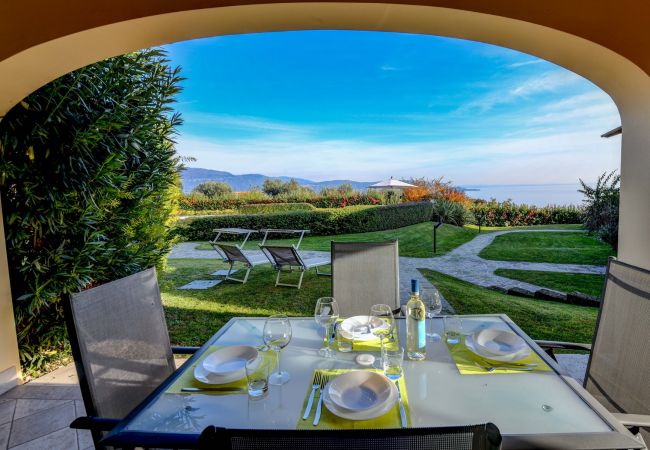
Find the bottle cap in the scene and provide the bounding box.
[411,279,419,294]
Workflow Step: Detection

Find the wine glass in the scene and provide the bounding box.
[263,314,292,385]
[369,304,395,358]
[421,287,443,341]
[314,297,339,358]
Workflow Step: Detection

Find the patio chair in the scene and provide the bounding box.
[63,267,199,448]
[198,423,502,449]
[260,244,331,289]
[331,241,401,316]
[210,228,270,283]
[536,257,650,444]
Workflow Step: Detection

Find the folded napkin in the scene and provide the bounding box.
[446,337,551,375]
[165,345,276,395]
[325,319,400,353]
[297,368,410,429]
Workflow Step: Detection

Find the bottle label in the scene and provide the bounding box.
[417,319,426,349]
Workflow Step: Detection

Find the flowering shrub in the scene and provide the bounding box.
[470,200,583,226]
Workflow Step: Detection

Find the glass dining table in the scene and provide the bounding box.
[101,314,642,449]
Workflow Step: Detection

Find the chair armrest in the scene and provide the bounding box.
[70,416,120,431]
[172,346,200,354]
[534,340,592,352]
[612,413,650,428]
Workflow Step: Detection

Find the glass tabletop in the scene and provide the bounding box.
[104,315,640,449]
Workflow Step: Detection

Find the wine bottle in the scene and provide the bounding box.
[406,279,426,360]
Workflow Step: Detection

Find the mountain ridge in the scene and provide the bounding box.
[181,167,375,193]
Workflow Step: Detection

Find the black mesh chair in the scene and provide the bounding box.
[63,267,199,449]
[198,423,502,450]
[536,258,650,444]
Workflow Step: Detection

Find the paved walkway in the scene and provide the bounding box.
[404,229,606,292]
[170,229,605,310]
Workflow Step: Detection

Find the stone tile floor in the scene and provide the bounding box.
[0,364,92,450]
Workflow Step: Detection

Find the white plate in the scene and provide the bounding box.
[339,316,388,342]
[194,362,246,385]
[473,329,528,356]
[465,334,531,362]
[202,345,259,376]
[327,371,393,412]
[322,379,397,420]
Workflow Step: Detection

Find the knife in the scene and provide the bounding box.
[395,381,407,428]
[312,394,324,426]
[181,387,246,393]
[303,385,318,420]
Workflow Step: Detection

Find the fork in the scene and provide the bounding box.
[313,373,331,426]
[474,362,533,372]
[302,373,322,420]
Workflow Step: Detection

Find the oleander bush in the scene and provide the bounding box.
[174,202,433,241]
[0,49,183,377]
[579,171,619,250]
[238,202,316,214]
[470,200,583,227]
[178,192,384,211]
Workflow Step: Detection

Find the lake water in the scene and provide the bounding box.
[462,183,584,207]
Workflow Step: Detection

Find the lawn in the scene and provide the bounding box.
[479,232,614,265]
[421,269,597,343]
[160,258,331,345]
[193,222,478,258]
[494,269,605,297]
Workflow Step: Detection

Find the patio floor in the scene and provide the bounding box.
[0,354,586,450]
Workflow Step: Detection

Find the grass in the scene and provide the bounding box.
[494,269,605,297]
[193,222,478,258]
[479,232,614,265]
[160,258,331,345]
[421,269,597,343]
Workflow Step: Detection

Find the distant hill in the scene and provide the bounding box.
[181,167,375,193]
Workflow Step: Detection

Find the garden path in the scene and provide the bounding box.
[170,229,605,300]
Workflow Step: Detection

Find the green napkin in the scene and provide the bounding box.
[165,345,276,394]
[446,337,551,375]
[297,368,410,429]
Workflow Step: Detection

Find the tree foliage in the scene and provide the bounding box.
[191,181,232,198]
[0,48,183,375]
[262,178,315,198]
[579,171,619,250]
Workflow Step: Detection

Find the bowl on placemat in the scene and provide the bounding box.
[322,371,397,420]
[466,329,531,362]
[339,316,388,341]
[194,346,260,384]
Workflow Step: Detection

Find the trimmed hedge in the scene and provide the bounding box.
[238,202,316,214]
[175,202,433,241]
[178,193,383,211]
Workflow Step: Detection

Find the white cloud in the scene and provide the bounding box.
[380,65,402,72]
[506,60,545,68]
[456,71,583,113]
[182,112,312,134]
[178,124,620,185]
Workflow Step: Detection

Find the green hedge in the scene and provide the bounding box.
[178,193,384,211]
[471,202,583,227]
[175,202,433,241]
[238,202,316,214]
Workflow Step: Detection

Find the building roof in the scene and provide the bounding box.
[601,126,622,138]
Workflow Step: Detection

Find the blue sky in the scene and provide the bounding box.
[163,31,621,185]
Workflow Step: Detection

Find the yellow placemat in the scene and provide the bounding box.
[297,368,410,429]
[446,337,551,375]
[166,346,276,394]
[325,319,399,353]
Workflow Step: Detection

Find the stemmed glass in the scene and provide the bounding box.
[421,287,443,341]
[263,314,292,385]
[314,297,339,358]
[369,304,395,358]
